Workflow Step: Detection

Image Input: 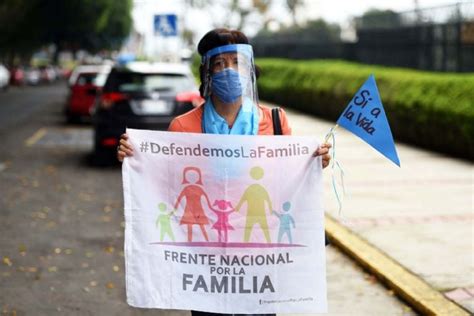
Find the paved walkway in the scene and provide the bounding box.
[285,106,473,313]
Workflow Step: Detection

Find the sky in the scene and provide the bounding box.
[131,0,462,57]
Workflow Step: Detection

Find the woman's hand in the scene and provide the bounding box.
[117,133,134,162]
[313,143,332,169]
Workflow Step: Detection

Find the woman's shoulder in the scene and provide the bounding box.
[257,103,292,135]
[258,103,290,116]
[168,105,203,133]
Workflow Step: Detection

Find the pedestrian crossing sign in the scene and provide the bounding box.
[154,14,178,37]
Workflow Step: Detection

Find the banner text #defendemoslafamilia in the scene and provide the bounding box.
[140,142,311,159]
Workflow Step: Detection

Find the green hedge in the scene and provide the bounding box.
[256,59,474,160]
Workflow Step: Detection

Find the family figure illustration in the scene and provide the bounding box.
[155,166,296,244]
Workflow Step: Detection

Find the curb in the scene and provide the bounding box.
[325,214,470,316]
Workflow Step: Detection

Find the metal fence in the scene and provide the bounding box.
[356,1,473,29]
[252,2,474,72]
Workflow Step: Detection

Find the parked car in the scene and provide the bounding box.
[92,61,202,164]
[68,64,105,87]
[65,64,111,123]
[25,67,40,85]
[39,65,57,83]
[62,68,73,80]
[9,66,25,86]
[0,64,11,90]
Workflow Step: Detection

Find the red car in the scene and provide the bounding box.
[9,66,25,86]
[65,65,111,122]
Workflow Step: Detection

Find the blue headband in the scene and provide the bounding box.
[202,44,253,64]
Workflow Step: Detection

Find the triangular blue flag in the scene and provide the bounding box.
[336,75,400,167]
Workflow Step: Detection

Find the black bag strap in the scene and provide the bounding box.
[271,107,283,135]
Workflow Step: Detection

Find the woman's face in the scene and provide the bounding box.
[185,170,199,184]
[210,52,250,75]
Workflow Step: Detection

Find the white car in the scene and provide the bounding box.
[0,64,10,90]
[25,68,40,85]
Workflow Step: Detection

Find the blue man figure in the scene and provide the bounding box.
[272,201,296,244]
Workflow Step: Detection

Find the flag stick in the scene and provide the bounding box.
[324,124,339,143]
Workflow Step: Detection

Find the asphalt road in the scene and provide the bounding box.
[0,84,415,315]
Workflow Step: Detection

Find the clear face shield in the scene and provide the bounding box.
[201,44,258,107]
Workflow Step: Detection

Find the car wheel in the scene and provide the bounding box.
[92,132,118,167]
[66,114,79,124]
[65,108,79,124]
[91,147,117,166]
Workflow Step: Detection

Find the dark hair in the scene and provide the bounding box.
[197,28,249,56]
[197,28,259,97]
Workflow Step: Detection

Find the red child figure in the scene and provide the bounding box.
[211,200,234,243]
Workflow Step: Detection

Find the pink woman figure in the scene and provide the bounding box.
[174,167,213,242]
[211,200,235,243]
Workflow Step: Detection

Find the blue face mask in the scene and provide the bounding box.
[211,68,247,104]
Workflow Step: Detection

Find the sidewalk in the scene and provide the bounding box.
[285,105,473,314]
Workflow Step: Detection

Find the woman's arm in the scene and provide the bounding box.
[202,191,215,211]
[234,192,247,213]
[174,190,186,210]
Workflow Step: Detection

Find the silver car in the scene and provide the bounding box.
[0,64,10,90]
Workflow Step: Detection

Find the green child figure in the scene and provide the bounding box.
[156,202,176,242]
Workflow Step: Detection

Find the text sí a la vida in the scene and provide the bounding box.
[343,89,382,135]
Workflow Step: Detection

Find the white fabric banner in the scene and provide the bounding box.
[122,128,327,314]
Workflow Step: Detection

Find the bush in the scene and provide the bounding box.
[256,59,474,160]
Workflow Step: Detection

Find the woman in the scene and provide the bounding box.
[174,167,213,242]
[118,28,331,316]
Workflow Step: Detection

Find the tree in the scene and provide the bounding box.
[0,0,45,64]
[222,0,252,30]
[286,0,304,27]
[254,18,341,43]
[300,19,341,42]
[97,0,133,51]
[0,0,133,65]
[356,9,402,29]
[39,0,112,59]
[253,0,272,30]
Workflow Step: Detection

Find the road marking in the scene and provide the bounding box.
[325,214,470,316]
[342,213,473,227]
[445,287,474,301]
[24,127,93,148]
[25,128,47,147]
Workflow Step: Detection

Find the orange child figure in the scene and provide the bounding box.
[211,200,235,243]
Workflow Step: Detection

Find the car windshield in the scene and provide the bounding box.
[76,73,98,86]
[112,72,194,93]
[94,72,109,87]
